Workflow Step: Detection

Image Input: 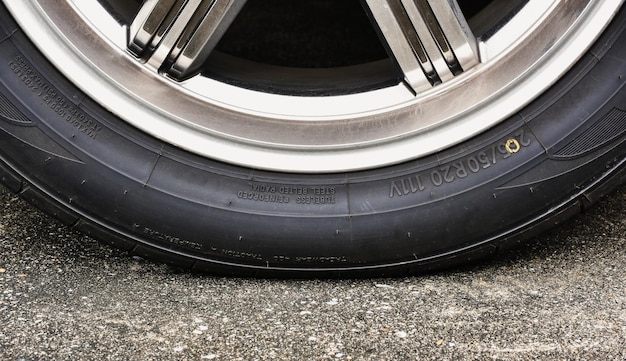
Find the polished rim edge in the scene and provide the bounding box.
[3,0,623,172]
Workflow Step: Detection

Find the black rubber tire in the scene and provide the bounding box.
[1,4,625,277]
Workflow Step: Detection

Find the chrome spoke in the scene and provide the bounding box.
[128,0,246,80]
[364,0,479,93]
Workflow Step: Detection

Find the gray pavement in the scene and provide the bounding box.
[1,183,625,360]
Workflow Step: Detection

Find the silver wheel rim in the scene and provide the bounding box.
[4,0,623,172]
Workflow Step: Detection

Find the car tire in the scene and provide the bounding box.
[0,2,625,276]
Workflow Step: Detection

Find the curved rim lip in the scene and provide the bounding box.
[3,0,623,172]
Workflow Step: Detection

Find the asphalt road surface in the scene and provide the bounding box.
[1,183,625,360]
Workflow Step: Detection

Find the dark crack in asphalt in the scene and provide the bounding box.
[1,184,625,360]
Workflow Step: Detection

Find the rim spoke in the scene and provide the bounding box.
[363,0,479,93]
[128,0,247,80]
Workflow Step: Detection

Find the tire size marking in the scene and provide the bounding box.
[8,56,101,139]
[389,129,532,198]
[237,182,337,205]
